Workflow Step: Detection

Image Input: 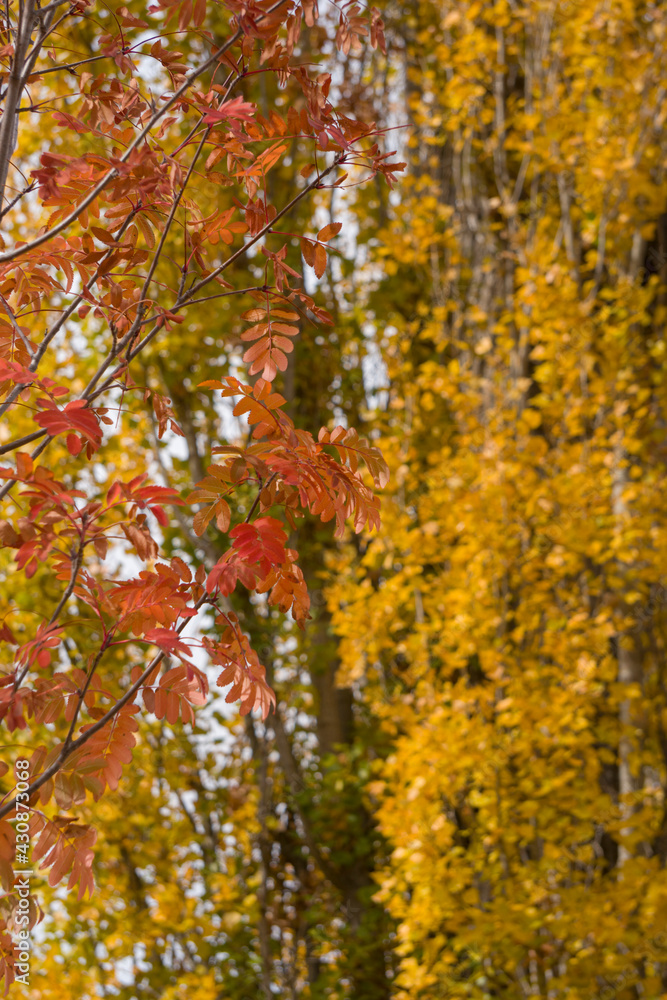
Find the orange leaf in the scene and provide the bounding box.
[317,222,342,241]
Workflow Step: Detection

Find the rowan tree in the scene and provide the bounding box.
[0,0,398,990]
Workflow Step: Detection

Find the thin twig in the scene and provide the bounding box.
[0,293,35,357]
[0,0,37,206]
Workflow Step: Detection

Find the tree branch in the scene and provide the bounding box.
[0,0,36,206]
[0,0,290,265]
[0,590,211,821]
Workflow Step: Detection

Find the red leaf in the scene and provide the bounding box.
[34,400,102,450]
[67,433,82,456]
[143,628,193,659]
[207,560,240,596]
[202,97,256,125]
[230,517,287,577]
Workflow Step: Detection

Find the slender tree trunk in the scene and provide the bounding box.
[613,442,644,867]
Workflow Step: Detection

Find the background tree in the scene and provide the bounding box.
[328,0,667,997]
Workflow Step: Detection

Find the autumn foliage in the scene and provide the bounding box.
[4,0,667,998]
[0,0,395,988]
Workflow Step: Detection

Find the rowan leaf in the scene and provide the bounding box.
[313,243,327,278]
[317,222,342,242]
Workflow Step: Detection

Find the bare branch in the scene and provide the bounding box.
[0,0,37,206]
[0,292,35,358]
